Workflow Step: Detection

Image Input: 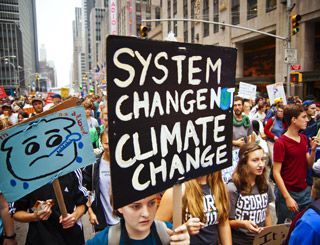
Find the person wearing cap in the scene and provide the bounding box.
[264,97,283,124]
[0,103,18,126]
[52,94,62,106]
[30,96,44,117]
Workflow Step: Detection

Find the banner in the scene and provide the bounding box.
[238,82,257,100]
[266,83,287,105]
[107,36,237,208]
[0,99,95,202]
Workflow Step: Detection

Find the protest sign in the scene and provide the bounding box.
[0,98,95,202]
[253,223,290,245]
[266,83,287,105]
[0,86,7,99]
[107,35,237,209]
[238,82,257,100]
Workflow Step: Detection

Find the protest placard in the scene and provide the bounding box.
[266,83,287,105]
[238,82,257,100]
[107,36,237,209]
[0,98,95,202]
[253,223,290,245]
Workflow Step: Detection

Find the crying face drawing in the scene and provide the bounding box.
[1,117,81,181]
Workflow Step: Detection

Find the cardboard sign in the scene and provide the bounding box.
[0,98,95,202]
[107,36,237,208]
[253,224,290,245]
[266,83,287,105]
[238,82,257,100]
[60,88,70,98]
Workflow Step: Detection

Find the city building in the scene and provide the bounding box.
[147,0,320,98]
[0,0,38,95]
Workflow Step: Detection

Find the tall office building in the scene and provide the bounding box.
[0,0,38,95]
[72,7,83,92]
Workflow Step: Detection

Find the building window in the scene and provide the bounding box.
[168,0,171,31]
[213,0,219,33]
[191,0,195,42]
[266,0,276,12]
[247,0,257,20]
[155,7,160,26]
[203,0,209,37]
[231,0,240,25]
[183,0,188,42]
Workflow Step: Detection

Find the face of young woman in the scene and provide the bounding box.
[246,149,266,177]
[118,194,158,239]
[101,133,109,152]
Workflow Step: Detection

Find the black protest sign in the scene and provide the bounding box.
[107,36,237,209]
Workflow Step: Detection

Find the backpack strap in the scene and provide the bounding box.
[108,223,121,245]
[154,220,170,245]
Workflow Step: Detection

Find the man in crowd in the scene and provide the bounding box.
[273,104,317,223]
[52,94,62,106]
[302,100,318,138]
[30,96,44,117]
[232,96,253,150]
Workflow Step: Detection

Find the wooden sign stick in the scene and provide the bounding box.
[52,179,68,217]
[172,183,183,229]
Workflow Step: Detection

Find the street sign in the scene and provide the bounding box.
[284,48,297,64]
[291,64,301,71]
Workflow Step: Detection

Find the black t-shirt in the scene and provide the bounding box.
[13,171,88,245]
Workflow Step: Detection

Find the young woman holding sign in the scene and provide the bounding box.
[156,172,232,244]
[86,193,190,245]
[227,143,273,245]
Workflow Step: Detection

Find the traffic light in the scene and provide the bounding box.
[140,25,149,38]
[291,14,301,35]
[290,72,302,83]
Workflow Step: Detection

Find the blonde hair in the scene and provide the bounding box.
[182,171,229,223]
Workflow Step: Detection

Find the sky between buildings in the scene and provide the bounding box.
[36,0,81,87]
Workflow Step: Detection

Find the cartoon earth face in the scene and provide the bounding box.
[1,117,79,181]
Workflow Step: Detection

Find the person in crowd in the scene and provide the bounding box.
[264,97,283,124]
[12,170,88,244]
[30,96,44,117]
[156,172,232,244]
[17,111,29,123]
[249,96,265,120]
[90,107,108,154]
[232,96,253,150]
[288,199,320,244]
[264,105,286,163]
[86,193,190,245]
[83,100,99,131]
[273,104,318,223]
[243,99,252,116]
[52,94,62,106]
[227,143,273,245]
[0,193,17,245]
[252,102,267,124]
[302,100,318,138]
[0,104,18,125]
[83,130,119,232]
[251,120,268,156]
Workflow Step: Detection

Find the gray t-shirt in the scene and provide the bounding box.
[185,184,219,245]
[232,124,253,150]
[227,182,274,244]
[99,159,119,225]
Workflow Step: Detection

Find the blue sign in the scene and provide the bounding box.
[0,106,95,202]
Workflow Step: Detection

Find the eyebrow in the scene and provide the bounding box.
[22,136,37,145]
[45,129,60,135]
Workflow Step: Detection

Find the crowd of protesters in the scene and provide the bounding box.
[0,91,320,244]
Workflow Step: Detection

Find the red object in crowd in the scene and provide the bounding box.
[0,86,7,99]
[46,92,55,104]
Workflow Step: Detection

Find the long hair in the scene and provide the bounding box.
[232,143,268,195]
[182,171,229,223]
